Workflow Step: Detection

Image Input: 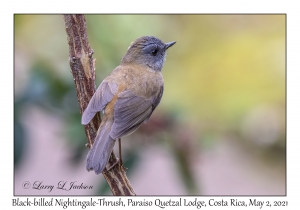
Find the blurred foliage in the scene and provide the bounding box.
[14,114,26,167]
[14,15,285,195]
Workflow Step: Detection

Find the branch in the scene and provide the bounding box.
[63,14,135,196]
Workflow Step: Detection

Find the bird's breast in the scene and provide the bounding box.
[113,64,164,99]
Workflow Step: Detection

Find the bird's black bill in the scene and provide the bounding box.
[165,41,176,50]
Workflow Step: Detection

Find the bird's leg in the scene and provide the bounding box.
[118,138,128,171]
[103,138,127,174]
[118,138,122,165]
[103,158,120,174]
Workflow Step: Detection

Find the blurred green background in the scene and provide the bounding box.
[14,15,285,195]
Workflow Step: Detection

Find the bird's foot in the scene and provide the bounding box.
[103,158,120,174]
[119,159,128,172]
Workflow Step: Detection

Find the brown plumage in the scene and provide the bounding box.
[82,36,175,174]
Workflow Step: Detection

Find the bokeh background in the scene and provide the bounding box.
[14,14,285,195]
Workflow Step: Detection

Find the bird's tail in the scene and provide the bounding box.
[86,119,115,174]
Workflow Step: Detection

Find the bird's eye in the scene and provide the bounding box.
[151,48,158,56]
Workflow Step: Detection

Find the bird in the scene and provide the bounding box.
[81,36,176,174]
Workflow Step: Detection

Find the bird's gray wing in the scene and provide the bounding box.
[110,86,163,139]
[81,81,118,125]
[144,85,164,123]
